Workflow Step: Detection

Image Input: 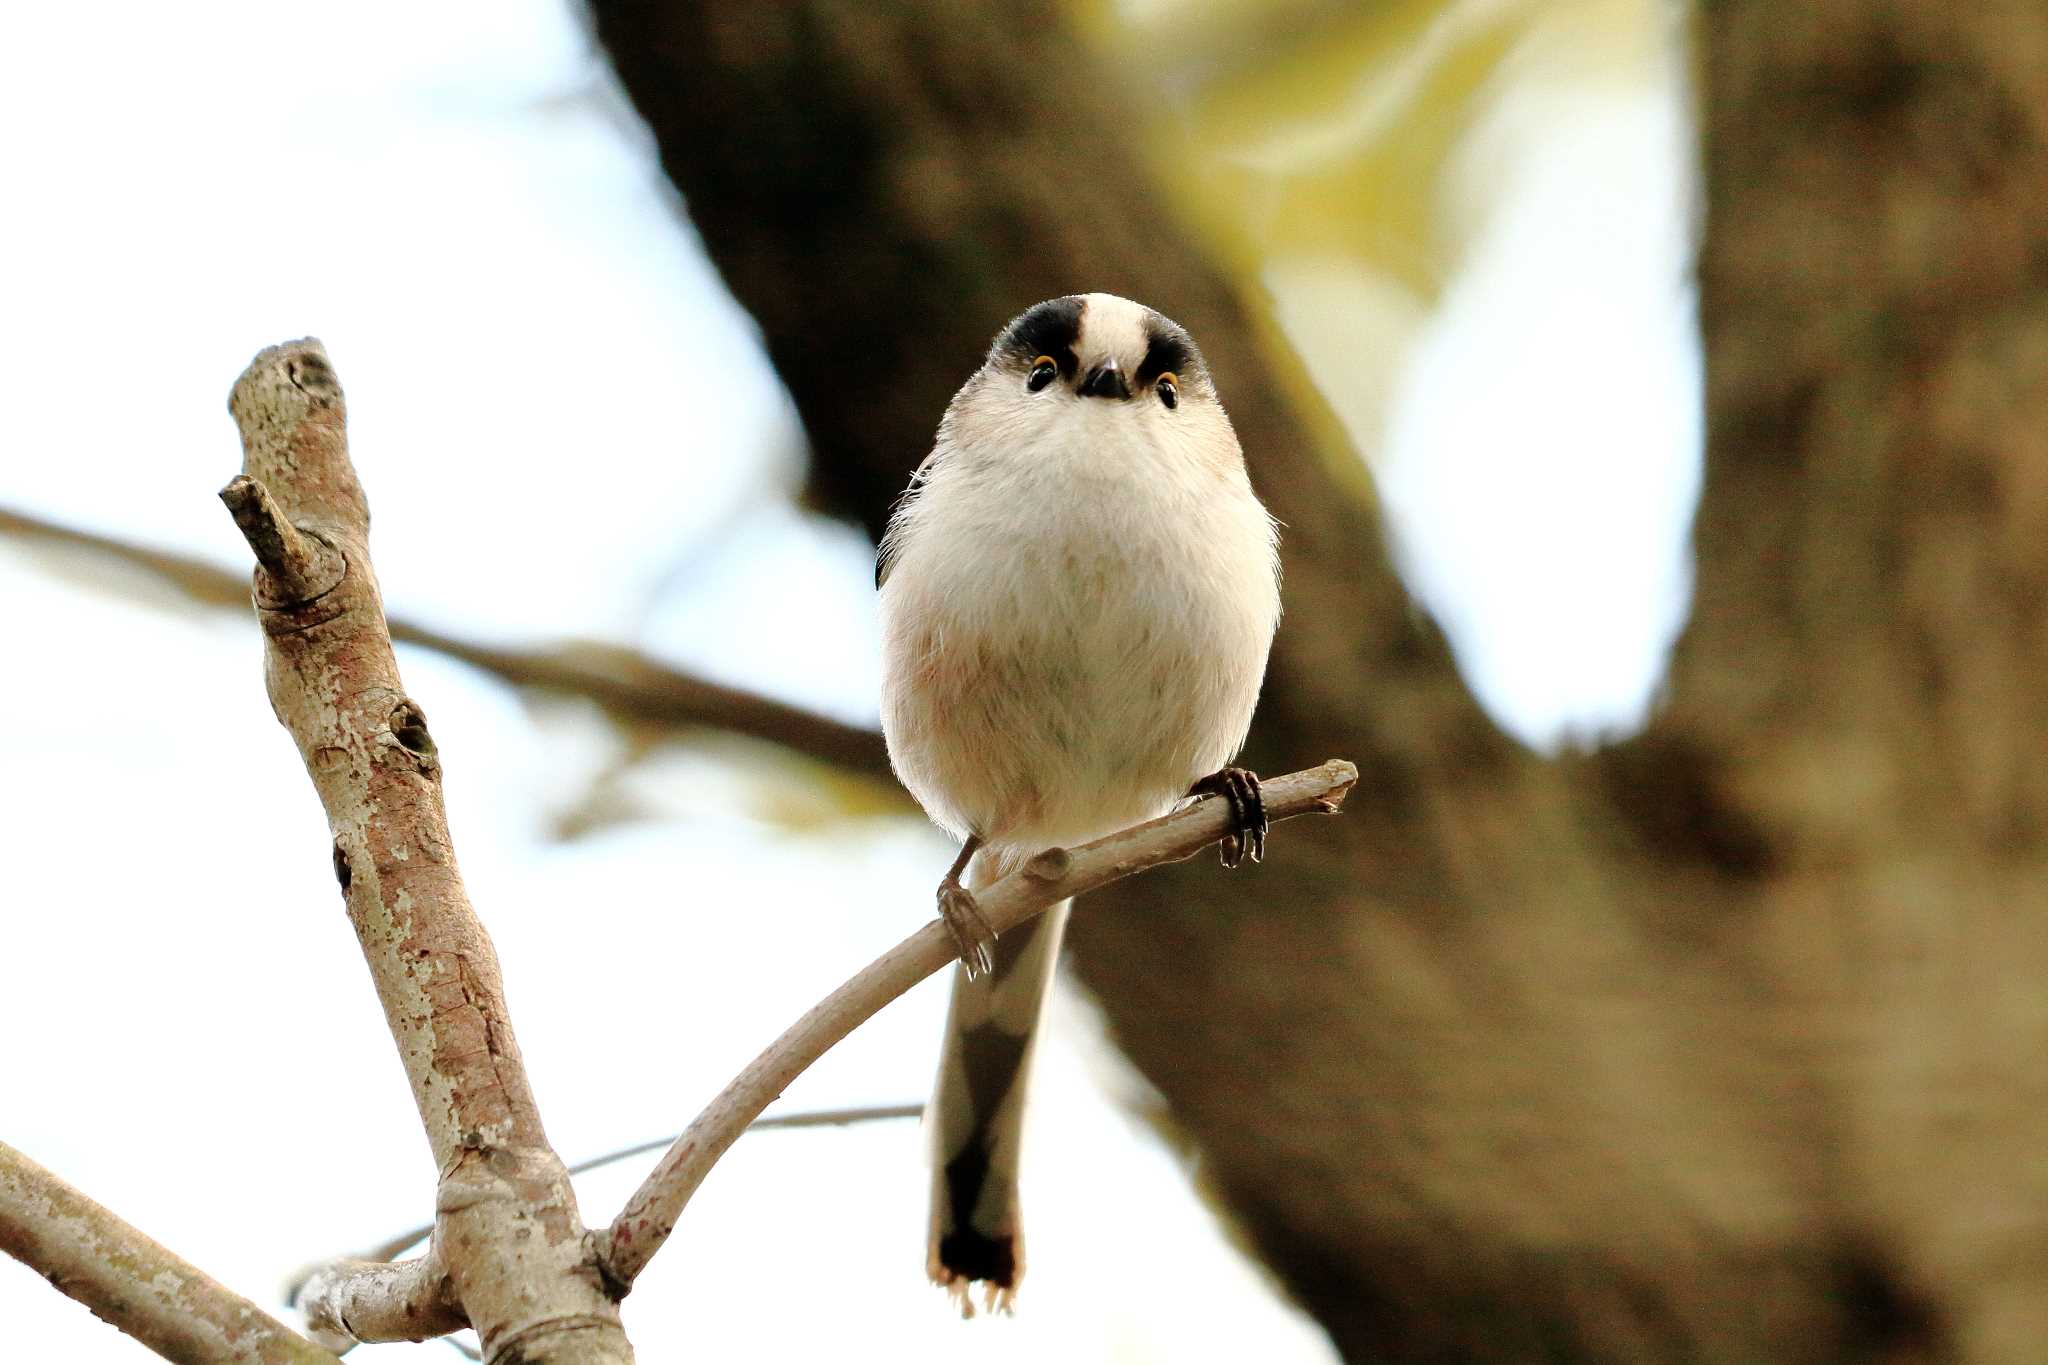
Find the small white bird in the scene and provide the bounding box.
[878,293,1281,1310]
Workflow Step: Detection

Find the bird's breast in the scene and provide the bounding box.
[880,428,1277,848]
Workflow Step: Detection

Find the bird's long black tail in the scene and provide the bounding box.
[926,859,1070,1315]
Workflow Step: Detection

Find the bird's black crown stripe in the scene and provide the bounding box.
[994,296,1084,376]
[1137,322,1199,386]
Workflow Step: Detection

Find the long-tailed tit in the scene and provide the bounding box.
[878,293,1281,1310]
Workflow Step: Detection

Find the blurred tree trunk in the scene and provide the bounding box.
[586,0,2048,1358]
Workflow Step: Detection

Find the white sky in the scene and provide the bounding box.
[0,0,1694,1359]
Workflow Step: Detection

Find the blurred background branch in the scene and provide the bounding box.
[0,505,895,787]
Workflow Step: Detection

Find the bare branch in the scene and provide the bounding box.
[596,760,1359,1291]
[0,505,255,612]
[223,339,632,1363]
[0,1140,340,1364]
[427,636,892,783]
[0,504,895,785]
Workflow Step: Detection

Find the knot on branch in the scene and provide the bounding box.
[1024,847,1071,881]
[219,475,347,606]
[281,347,343,404]
[230,338,346,418]
[385,699,442,779]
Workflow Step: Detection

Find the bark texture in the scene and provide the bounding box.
[0,1143,339,1364]
[588,0,2048,1359]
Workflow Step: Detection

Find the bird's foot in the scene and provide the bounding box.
[938,877,996,979]
[1189,766,1267,868]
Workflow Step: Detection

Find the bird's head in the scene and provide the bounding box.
[933,292,1240,480]
[987,292,1210,414]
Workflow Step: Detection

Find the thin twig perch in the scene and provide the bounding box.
[597,759,1358,1290]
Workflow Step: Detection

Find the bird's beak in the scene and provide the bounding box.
[1079,360,1132,400]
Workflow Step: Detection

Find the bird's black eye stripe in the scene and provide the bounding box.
[998,296,1084,378]
[1136,327,1195,387]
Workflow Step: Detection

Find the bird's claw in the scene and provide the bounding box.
[938,880,997,979]
[1190,766,1267,868]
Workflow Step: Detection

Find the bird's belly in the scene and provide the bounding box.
[882,505,1268,850]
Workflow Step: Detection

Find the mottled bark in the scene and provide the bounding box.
[588,0,2048,1359]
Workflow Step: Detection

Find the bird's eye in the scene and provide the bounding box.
[1157,372,1180,410]
[1027,356,1058,392]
